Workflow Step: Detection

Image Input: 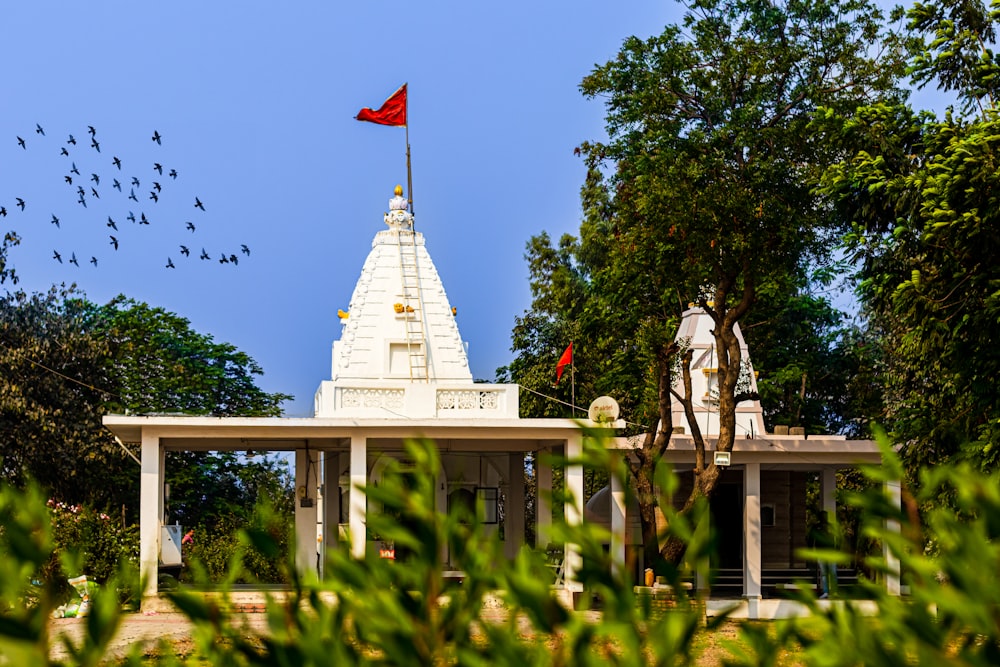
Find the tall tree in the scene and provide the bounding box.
[87,296,291,417]
[0,287,128,508]
[815,0,1000,471]
[0,291,292,516]
[508,0,906,570]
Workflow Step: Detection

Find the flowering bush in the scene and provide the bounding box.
[44,499,139,590]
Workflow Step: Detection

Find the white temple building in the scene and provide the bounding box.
[103,186,897,619]
[104,187,594,603]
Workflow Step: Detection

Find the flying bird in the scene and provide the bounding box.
[194,197,204,211]
[64,175,73,184]
[126,211,136,223]
[60,147,69,156]
[185,221,195,232]
[151,130,161,144]
[200,248,209,260]
[77,194,87,208]
[180,245,190,256]
[76,185,85,196]
[91,187,99,199]
[107,216,117,230]
[16,136,25,149]
[91,137,100,152]
[71,162,80,175]
[67,134,76,145]
[112,156,121,169]
[51,214,59,227]
[152,181,161,192]
[112,178,121,191]
[128,188,138,202]
[131,176,140,187]
[240,244,250,255]
[165,257,175,269]
[53,250,62,263]
[35,123,44,135]
[219,254,228,264]
[229,254,238,265]
[69,252,79,267]
[15,198,25,211]
[90,256,97,267]
[88,125,96,137]
[168,168,177,179]
[149,191,158,202]
[0,207,6,217]
[140,212,149,225]
[109,235,118,250]
[153,163,162,175]
[91,173,99,184]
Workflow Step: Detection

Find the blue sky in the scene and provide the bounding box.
[0,2,950,417]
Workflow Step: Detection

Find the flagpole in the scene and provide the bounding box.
[405,82,414,218]
[571,345,576,417]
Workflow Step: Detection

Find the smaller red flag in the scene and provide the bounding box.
[356,84,407,126]
[555,342,573,385]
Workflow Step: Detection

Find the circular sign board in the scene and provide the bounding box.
[588,396,620,423]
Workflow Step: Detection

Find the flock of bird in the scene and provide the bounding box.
[3,123,250,271]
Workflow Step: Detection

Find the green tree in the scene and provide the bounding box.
[0,287,130,509]
[508,0,906,570]
[87,296,291,417]
[0,290,292,520]
[814,0,1000,471]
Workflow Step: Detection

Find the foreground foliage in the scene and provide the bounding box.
[4,435,1000,665]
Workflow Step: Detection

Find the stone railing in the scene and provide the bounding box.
[436,389,501,412]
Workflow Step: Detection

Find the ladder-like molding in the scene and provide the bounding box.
[397,229,429,382]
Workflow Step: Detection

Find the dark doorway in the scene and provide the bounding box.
[709,481,743,569]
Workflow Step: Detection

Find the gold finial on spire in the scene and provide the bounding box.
[394,184,403,197]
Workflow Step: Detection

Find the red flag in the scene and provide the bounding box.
[356,84,407,126]
[555,342,573,385]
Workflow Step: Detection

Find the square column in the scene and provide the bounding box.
[295,447,320,576]
[885,479,902,596]
[563,435,584,593]
[139,432,163,598]
[322,452,341,574]
[536,451,552,548]
[610,453,627,579]
[821,467,837,516]
[349,436,368,559]
[744,463,762,619]
[505,453,526,559]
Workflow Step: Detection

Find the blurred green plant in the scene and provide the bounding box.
[0,480,138,666]
[7,429,1000,664]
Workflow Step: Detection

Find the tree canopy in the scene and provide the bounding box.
[0,289,292,515]
[815,0,1000,471]
[504,0,907,569]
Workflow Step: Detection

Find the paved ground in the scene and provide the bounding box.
[50,611,272,662]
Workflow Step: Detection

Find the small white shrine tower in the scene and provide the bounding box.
[670,304,766,438]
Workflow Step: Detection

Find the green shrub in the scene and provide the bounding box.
[44,500,139,593]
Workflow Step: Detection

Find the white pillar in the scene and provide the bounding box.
[564,435,584,593]
[744,463,762,619]
[885,479,902,596]
[349,436,368,559]
[139,432,162,598]
[536,451,552,548]
[505,453,525,559]
[610,453,627,579]
[322,452,341,572]
[295,447,320,577]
